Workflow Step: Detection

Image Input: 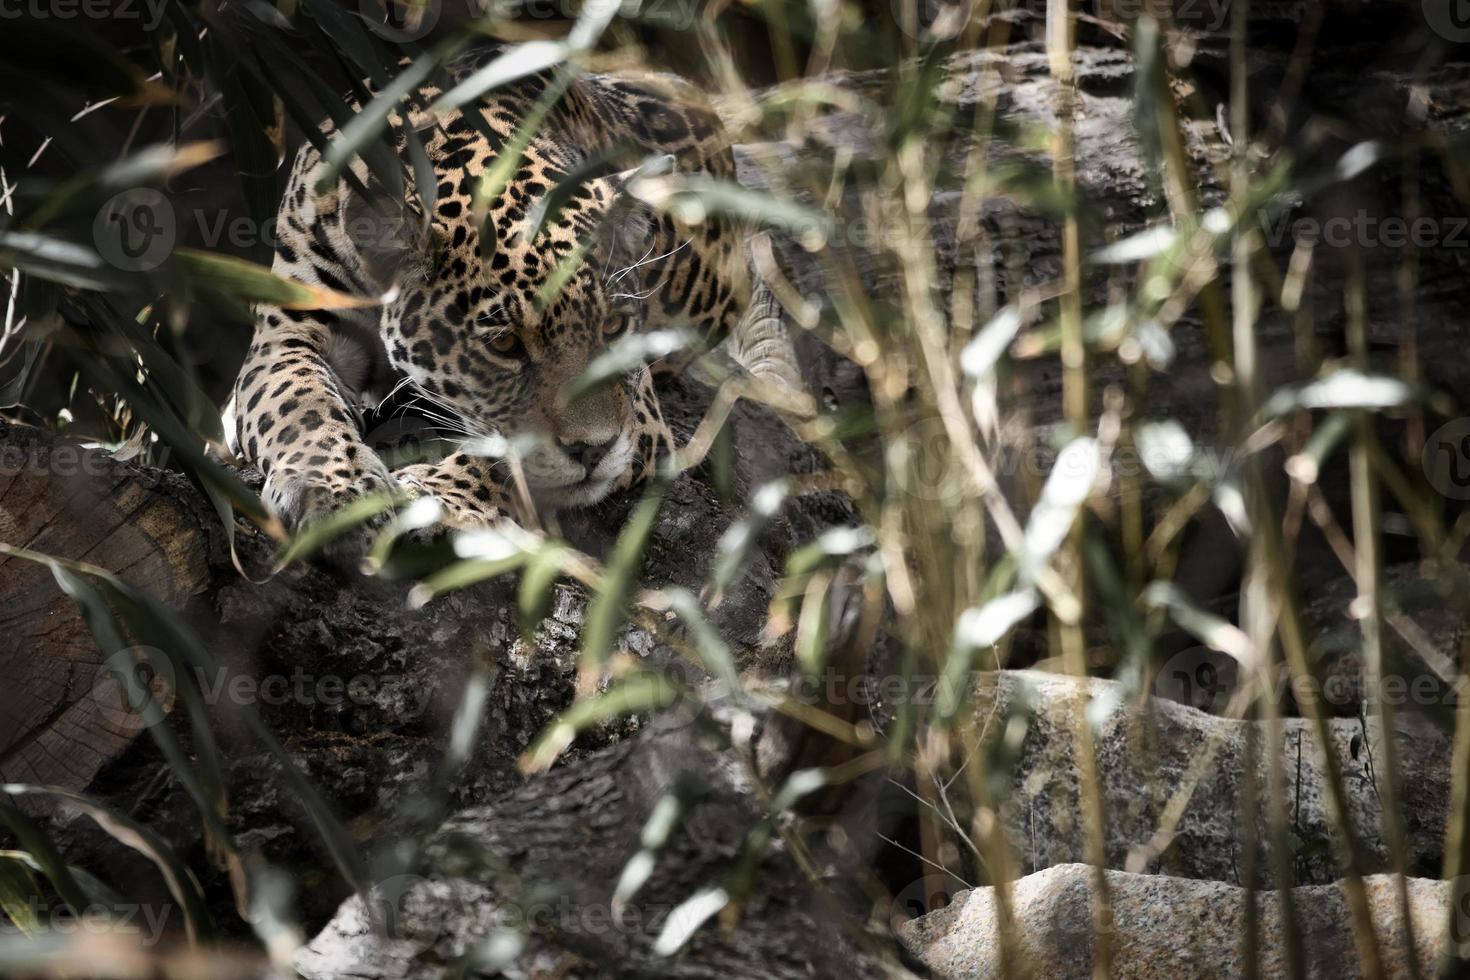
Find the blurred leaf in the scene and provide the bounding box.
[0,232,126,292]
[652,885,729,957]
[771,526,874,636]
[959,305,1024,379]
[0,801,88,917]
[984,691,1036,806]
[785,525,875,578]
[43,563,234,853]
[630,174,830,238]
[1,785,211,945]
[465,931,529,973]
[1019,437,1101,583]
[6,545,370,899]
[709,479,787,603]
[1134,420,1198,484]
[887,42,949,147]
[244,863,305,976]
[409,554,529,608]
[1091,225,1178,265]
[472,68,579,218]
[523,146,634,243]
[0,856,40,936]
[1130,14,1166,181]
[298,0,395,87]
[316,43,465,194]
[1261,370,1416,417]
[274,489,407,569]
[215,65,283,268]
[532,236,594,314]
[579,481,667,686]
[431,41,569,115]
[563,330,691,404]
[794,570,833,679]
[62,299,226,447]
[407,524,544,607]
[520,671,681,773]
[937,590,1040,725]
[1285,411,1353,484]
[175,249,387,309]
[363,496,444,574]
[1143,581,1256,668]
[66,346,277,532]
[649,588,741,690]
[102,577,369,897]
[25,143,223,229]
[612,790,686,911]
[517,544,570,636]
[446,663,494,776]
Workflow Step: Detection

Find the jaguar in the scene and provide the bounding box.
[225,49,799,531]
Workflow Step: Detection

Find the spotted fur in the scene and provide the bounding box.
[225,53,751,529]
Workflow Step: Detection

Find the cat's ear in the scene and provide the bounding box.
[594,154,675,267]
[341,184,433,292]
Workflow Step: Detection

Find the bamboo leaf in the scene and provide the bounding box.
[708,479,787,603]
[274,489,408,569]
[0,856,41,936]
[1143,581,1256,668]
[315,42,465,194]
[0,802,88,917]
[578,481,667,687]
[1020,437,1101,583]
[563,330,691,404]
[1,785,211,945]
[0,231,126,292]
[936,590,1040,725]
[520,672,682,774]
[517,544,570,636]
[647,588,741,691]
[175,249,388,310]
[1261,370,1416,417]
[628,174,830,239]
[652,886,729,956]
[430,41,569,115]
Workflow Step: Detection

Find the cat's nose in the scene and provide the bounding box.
[560,437,615,474]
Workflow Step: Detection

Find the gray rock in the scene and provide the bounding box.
[977,670,1451,885]
[897,863,1450,980]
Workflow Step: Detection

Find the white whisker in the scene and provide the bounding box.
[609,283,662,301]
[605,241,657,284]
[379,374,491,441]
[606,239,689,286]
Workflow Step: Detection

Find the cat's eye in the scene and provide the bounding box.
[603,314,633,341]
[489,331,525,358]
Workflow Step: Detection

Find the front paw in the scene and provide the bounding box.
[263,450,399,534]
[394,460,507,529]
